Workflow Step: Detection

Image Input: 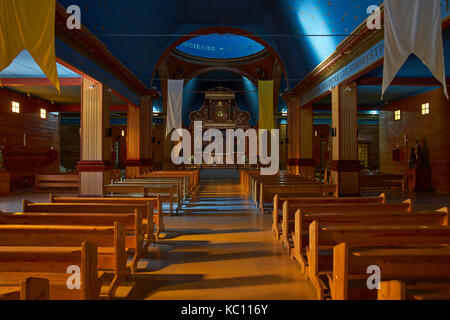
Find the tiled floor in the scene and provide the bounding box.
[0,170,449,300]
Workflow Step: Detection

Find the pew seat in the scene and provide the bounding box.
[304,216,449,299]
[0,278,49,300]
[272,193,386,239]
[0,211,145,273]
[48,195,163,240]
[0,242,99,300]
[280,200,412,253]
[378,280,450,300]
[0,224,128,299]
[34,173,79,191]
[331,243,450,300]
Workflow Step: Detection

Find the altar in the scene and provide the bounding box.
[188,87,253,169]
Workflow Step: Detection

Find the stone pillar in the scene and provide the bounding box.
[298,104,315,180]
[125,96,153,178]
[285,93,300,175]
[330,82,360,196]
[78,78,112,196]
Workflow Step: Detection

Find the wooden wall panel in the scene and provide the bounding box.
[379,88,450,194]
[60,124,80,171]
[0,89,59,189]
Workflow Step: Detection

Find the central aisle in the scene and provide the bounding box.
[132,170,316,300]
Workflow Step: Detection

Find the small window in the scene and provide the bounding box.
[358,143,369,170]
[421,103,430,115]
[40,108,47,119]
[394,110,401,121]
[12,101,20,113]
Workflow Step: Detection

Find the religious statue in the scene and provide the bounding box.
[408,140,424,169]
[0,145,4,170]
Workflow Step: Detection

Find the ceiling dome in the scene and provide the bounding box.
[176,34,265,59]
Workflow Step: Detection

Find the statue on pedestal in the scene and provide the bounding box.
[409,140,424,169]
[406,140,431,192]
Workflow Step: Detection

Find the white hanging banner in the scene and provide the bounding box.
[166,79,184,137]
[382,0,448,99]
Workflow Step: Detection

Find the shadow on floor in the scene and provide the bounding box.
[128,274,288,299]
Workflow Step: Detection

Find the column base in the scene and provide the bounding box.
[77,161,113,196]
[329,160,361,196]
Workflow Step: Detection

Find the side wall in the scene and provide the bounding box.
[379,88,450,194]
[0,89,59,189]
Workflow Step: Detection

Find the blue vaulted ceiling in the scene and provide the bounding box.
[2,0,444,107]
[56,0,394,88]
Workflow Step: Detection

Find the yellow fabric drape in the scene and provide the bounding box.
[258,80,274,130]
[0,0,59,92]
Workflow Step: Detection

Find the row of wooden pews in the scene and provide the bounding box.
[104,170,200,215]
[0,195,164,300]
[270,189,450,300]
[240,170,338,214]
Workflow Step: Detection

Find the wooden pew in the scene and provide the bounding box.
[129,176,188,200]
[26,198,153,240]
[378,280,450,300]
[305,211,448,299]
[293,207,448,272]
[113,180,183,212]
[0,242,99,300]
[260,183,338,213]
[332,243,450,300]
[239,170,260,195]
[48,195,163,240]
[272,193,386,239]
[0,277,49,300]
[34,173,79,191]
[104,184,176,215]
[281,200,413,252]
[360,172,405,191]
[0,210,144,273]
[143,170,199,191]
[249,174,310,204]
[0,223,127,299]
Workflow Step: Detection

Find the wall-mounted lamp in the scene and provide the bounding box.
[346,87,352,92]
[121,130,125,137]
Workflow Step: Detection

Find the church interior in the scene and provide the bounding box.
[0,0,450,302]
